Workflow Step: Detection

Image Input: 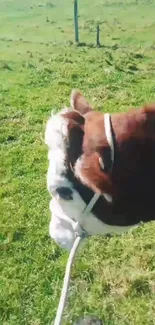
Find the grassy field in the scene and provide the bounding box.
[1,0,155,324]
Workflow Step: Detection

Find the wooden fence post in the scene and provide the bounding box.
[96,24,101,47]
[74,0,79,43]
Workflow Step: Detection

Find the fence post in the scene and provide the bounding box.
[74,0,79,43]
[96,24,100,47]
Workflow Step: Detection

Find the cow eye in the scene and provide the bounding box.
[56,187,73,200]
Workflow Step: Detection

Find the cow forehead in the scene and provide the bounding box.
[45,109,70,150]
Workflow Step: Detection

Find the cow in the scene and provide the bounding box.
[45,89,155,251]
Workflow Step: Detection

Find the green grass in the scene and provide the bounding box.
[1,0,155,324]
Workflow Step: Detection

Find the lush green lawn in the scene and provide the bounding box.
[1,0,155,324]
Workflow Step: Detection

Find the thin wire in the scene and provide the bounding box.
[53,235,83,325]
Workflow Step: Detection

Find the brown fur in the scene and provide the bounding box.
[80,105,155,200]
[69,91,155,197]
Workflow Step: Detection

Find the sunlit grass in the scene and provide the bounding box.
[1,0,155,324]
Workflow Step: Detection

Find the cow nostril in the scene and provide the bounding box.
[56,187,73,200]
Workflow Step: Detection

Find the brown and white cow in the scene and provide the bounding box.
[45,89,155,250]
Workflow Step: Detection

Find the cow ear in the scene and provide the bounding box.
[70,89,93,115]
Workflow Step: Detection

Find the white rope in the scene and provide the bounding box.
[53,235,83,325]
[53,192,101,325]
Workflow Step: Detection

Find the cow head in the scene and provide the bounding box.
[45,90,116,250]
[45,90,154,251]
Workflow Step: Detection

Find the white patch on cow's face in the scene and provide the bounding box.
[45,108,73,196]
[49,195,139,251]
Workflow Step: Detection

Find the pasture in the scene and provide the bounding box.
[1,0,155,324]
